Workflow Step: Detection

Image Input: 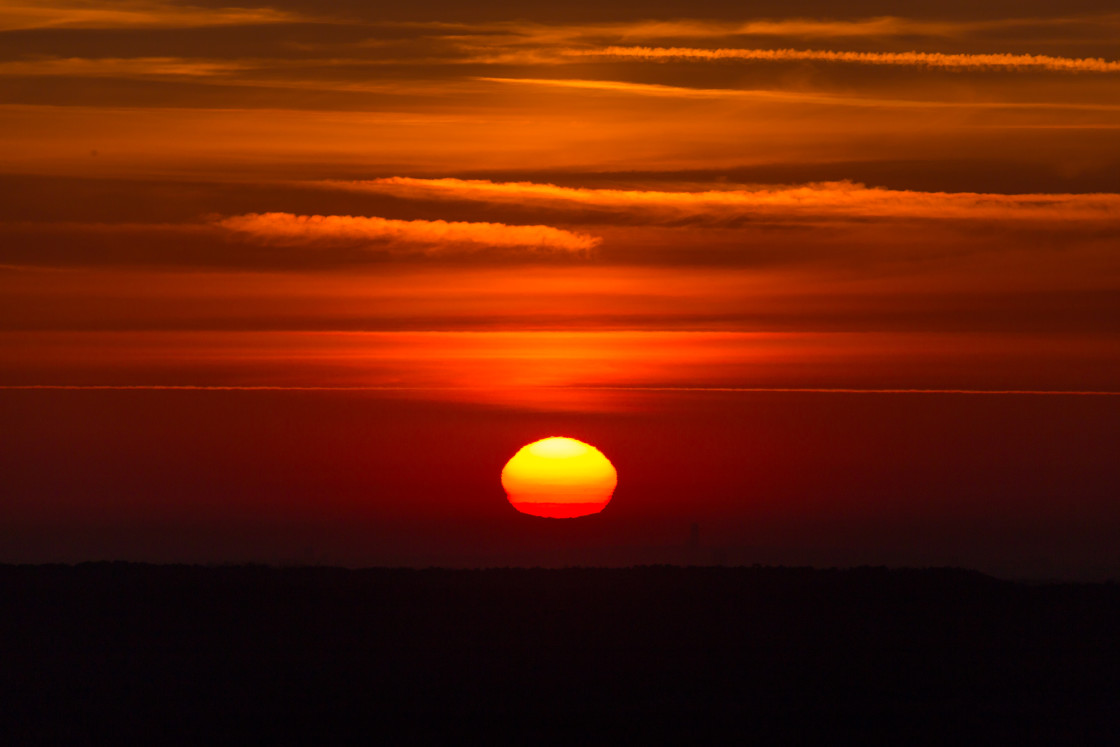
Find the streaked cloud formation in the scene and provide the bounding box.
[3,6,1118,176]
[2,2,1117,398]
[217,212,601,253]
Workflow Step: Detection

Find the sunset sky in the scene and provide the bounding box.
[2,0,1117,577]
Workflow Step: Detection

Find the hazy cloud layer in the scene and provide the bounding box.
[4,7,1117,179]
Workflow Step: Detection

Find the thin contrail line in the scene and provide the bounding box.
[2,385,1117,396]
[580,46,1120,73]
[579,387,1120,395]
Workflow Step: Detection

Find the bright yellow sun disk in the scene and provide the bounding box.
[501,437,617,519]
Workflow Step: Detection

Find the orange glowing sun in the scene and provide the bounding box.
[501,437,618,518]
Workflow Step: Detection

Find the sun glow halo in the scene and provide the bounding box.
[501,437,617,518]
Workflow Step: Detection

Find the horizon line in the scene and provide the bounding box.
[2,385,1117,396]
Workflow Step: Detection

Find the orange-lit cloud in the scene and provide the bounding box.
[476,76,870,104]
[574,46,1120,73]
[216,213,600,254]
[322,178,1120,223]
[0,1,306,31]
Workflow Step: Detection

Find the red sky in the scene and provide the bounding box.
[1,0,1117,577]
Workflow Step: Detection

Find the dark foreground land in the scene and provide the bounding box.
[2,564,1118,743]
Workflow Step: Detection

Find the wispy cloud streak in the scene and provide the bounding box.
[576,46,1120,73]
[0,57,246,77]
[217,213,600,253]
[0,1,306,31]
[323,178,1120,223]
[478,77,1120,111]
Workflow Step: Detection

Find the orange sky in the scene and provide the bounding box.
[1,1,1117,574]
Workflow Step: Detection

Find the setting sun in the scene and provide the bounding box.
[501,437,618,518]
